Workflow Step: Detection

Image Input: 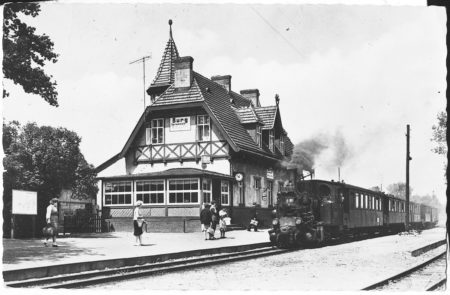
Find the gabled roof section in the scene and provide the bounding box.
[233,106,263,125]
[151,79,204,106]
[194,72,275,157]
[254,106,278,130]
[148,22,180,89]
[229,91,252,107]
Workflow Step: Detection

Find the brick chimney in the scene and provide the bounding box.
[211,75,231,92]
[240,89,260,107]
[174,56,194,89]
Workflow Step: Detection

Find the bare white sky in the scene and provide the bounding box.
[2,1,446,203]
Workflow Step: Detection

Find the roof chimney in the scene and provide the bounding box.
[240,89,260,107]
[174,56,194,89]
[211,75,231,92]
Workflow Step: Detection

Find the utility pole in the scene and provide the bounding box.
[406,124,411,231]
[130,54,151,109]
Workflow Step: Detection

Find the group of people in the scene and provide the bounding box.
[43,198,254,247]
[200,202,230,240]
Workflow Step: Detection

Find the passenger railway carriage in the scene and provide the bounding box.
[269,179,439,248]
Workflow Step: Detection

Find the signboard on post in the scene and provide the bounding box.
[12,190,37,215]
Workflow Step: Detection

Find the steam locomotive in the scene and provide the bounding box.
[268,179,439,248]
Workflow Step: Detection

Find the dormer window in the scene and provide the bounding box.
[197,115,210,141]
[146,119,164,145]
[280,134,285,155]
[269,130,274,152]
[256,125,262,147]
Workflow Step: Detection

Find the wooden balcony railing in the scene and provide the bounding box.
[135,141,229,163]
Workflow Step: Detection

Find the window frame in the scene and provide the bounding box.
[220,180,230,205]
[167,178,200,204]
[147,118,164,145]
[135,179,165,205]
[104,181,133,206]
[269,129,274,152]
[202,178,212,204]
[255,125,262,147]
[197,115,211,142]
[279,134,285,155]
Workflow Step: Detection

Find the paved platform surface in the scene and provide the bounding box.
[2,229,269,271]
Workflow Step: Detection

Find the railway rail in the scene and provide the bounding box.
[362,251,447,291]
[6,246,292,289]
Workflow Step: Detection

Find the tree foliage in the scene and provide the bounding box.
[431,111,447,156]
[3,2,59,106]
[3,121,98,201]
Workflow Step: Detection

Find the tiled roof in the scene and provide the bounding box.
[151,79,204,106]
[229,91,252,108]
[149,34,179,88]
[233,106,262,124]
[254,106,277,130]
[194,72,274,156]
[98,168,233,180]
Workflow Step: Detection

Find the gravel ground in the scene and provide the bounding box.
[87,227,447,291]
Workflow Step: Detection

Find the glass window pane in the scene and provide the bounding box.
[169,193,175,203]
[192,192,198,203]
[176,193,183,203]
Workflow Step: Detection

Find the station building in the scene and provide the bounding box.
[96,22,295,232]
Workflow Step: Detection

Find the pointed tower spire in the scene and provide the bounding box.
[147,19,180,99]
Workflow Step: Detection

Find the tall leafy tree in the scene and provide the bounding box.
[3,121,98,237]
[431,111,447,156]
[3,2,59,106]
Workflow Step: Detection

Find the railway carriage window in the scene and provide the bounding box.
[355,193,359,208]
[365,194,368,209]
[372,196,375,210]
[389,200,391,211]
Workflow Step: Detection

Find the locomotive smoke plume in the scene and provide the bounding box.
[286,131,352,177]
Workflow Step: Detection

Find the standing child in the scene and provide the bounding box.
[219,215,227,238]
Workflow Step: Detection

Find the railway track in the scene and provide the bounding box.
[362,251,447,291]
[6,246,291,289]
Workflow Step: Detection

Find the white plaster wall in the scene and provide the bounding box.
[130,158,230,176]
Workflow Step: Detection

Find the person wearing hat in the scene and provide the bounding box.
[44,198,59,247]
[133,200,144,246]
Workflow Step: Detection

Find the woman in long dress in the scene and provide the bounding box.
[44,198,59,247]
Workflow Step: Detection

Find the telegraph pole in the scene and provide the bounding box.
[406,124,411,231]
[130,54,151,108]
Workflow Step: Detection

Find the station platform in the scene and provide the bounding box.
[2,229,269,273]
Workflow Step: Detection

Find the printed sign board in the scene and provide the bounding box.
[12,190,37,215]
[170,116,190,131]
[266,168,274,180]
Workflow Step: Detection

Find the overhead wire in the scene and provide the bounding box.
[250,6,304,59]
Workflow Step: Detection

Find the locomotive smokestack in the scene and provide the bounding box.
[338,167,340,182]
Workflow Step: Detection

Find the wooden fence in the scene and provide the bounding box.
[63,214,111,234]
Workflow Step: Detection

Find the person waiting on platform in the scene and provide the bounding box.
[44,198,59,247]
[210,201,219,238]
[133,200,145,246]
[247,216,259,232]
[218,209,228,238]
[200,203,213,240]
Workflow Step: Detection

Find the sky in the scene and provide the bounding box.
[2,1,447,203]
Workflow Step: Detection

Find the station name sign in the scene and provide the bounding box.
[170,117,190,131]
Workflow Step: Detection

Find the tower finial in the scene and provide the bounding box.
[275,94,280,106]
[169,19,173,38]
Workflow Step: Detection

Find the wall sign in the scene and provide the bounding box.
[170,117,190,131]
[266,168,274,180]
[12,190,37,215]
